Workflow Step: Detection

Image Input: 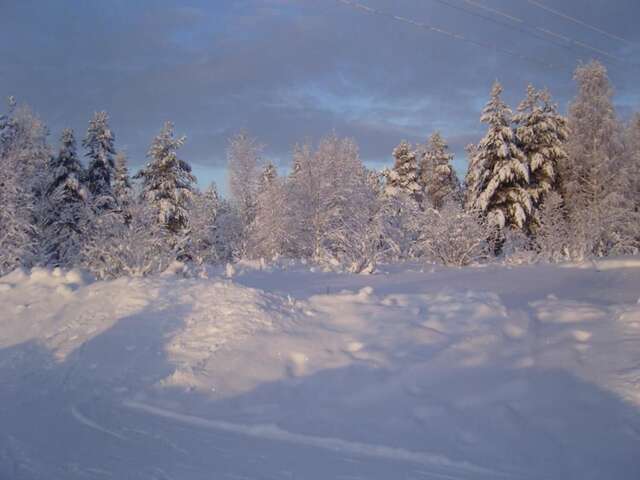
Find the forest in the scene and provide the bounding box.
[1,59,638,278]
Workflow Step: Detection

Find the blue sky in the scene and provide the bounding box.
[1,0,639,193]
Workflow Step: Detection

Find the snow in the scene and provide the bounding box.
[1,259,640,478]
[123,400,491,475]
[594,257,640,270]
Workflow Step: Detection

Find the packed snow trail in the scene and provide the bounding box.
[3,393,503,480]
[1,260,640,479]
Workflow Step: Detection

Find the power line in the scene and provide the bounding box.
[430,0,576,55]
[336,0,558,70]
[461,0,522,24]
[526,0,637,48]
[453,0,632,66]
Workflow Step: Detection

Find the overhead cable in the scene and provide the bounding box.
[336,0,558,70]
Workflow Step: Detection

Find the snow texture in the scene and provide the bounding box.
[1,260,640,479]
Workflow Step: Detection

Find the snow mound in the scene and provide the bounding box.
[0,269,298,372]
[0,268,150,359]
[163,280,299,389]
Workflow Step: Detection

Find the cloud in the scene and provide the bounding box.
[1,0,639,183]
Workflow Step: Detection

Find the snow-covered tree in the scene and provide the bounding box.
[136,122,196,240]
[0,176,35,275]
[113,152,133,222]
[258,161,277,191]
[287,134,378,269]
[81,199,173,279]
[250,163,291,260]
[563,61,634,257]
[186,184,227,265]
[0,99,50,273]
[316,167,382,273]
[42,128,88,266]
[567,193,638,259]
[624,113,640,213]
[214,199,245,262]
[534,191,570,263]
[286,141,322,259]
[335,171,421,273]
[384,141,421,202]
[514,85,568,229]
[0,99,50,186]
[419,132,460,209]
[465,82,531,232]
[83,111,117,213]
[227,131,263,231]
[377,141,427,259]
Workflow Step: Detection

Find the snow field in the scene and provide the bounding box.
[1,260,640,478]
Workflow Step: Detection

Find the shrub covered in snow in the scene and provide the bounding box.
[81,201,174,279]
[419,202,491,267]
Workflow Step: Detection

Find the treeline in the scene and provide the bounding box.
[1,60,638,278]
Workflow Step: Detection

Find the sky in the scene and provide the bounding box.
[1,0,639,192]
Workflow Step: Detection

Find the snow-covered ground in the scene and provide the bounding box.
[1,259,640,479]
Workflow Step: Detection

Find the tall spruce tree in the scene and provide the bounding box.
[514,85,568,230]
[136,122,196,239]
[83,111,117,213]
[419,132,460,209]
[42,129,88,266]
[465,81,531,231]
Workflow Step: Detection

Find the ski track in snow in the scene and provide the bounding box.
[123,400,510,478]
[70,405,127,441]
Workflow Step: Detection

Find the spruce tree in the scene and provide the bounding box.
[419,132,460,209]
[83,111,117,213]
[42,129,88,266]
[465,81,531,231]
[384,141,421,202]
[514,85,568,229]
[136,122,196,239]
